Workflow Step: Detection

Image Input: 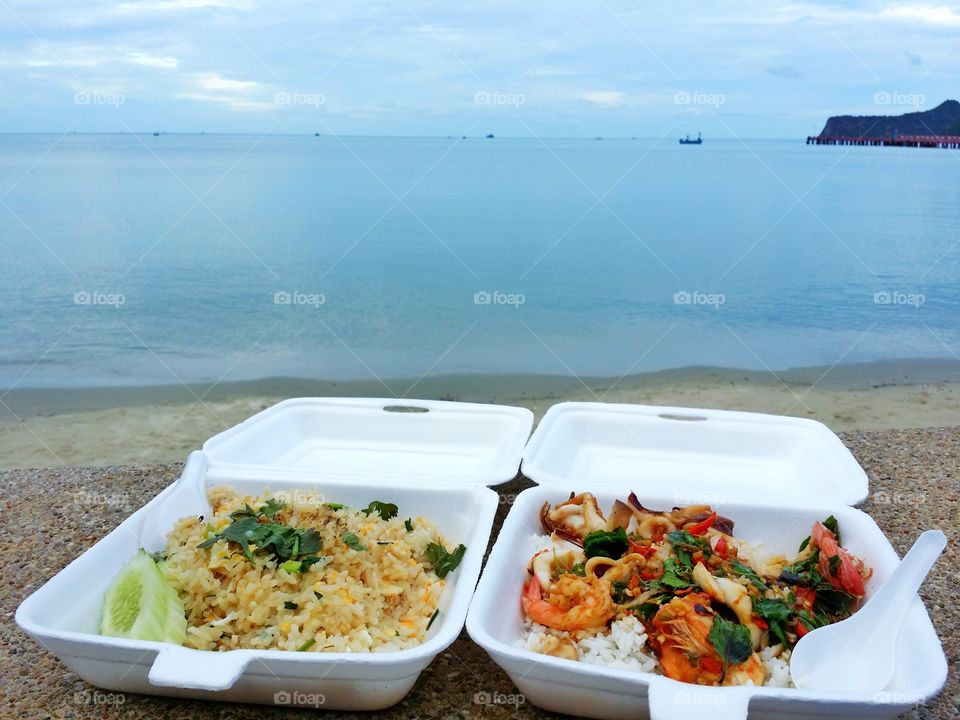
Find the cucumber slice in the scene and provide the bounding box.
[162,587,187,644]
[100,549,184,643]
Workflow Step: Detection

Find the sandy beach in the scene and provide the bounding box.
[2,359,959,469]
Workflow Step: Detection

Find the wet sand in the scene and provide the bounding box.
[2,359,959,469]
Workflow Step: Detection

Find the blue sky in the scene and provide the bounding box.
[0,0,957,137]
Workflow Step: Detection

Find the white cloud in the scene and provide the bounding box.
[126,52,179,69]
[176,91,278,111]
[878,4,960,26]
[116,0,254,12]
[190,72,262,93]
[582,90,626,106]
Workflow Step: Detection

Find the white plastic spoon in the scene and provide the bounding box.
[790,529,946,692]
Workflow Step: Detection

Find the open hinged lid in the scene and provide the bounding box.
[201,397,534,487]
[521,402,868,505]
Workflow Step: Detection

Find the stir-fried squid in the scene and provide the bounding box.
[522,493,873,687]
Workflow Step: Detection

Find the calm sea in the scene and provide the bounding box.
[1,133,958,389]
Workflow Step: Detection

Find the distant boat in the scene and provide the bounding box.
[679,132,702,145]
[152,131,160,137]
[485,133,494,139]
[314,132,320,137]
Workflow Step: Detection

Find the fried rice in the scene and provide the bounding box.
[161,485,449,653]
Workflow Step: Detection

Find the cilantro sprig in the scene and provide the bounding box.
[425,542,467,578]
[198,498,323,572]
[362,500,399,520]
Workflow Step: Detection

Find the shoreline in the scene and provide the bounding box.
[2,358,959,470]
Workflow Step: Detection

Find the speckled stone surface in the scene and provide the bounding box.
[1,428,957,719]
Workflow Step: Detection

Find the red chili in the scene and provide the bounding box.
[714,536,729,557]
[629,541,656,558]
[794,620,810,638]
[687,511,718,536]
[699,655,724,674]
[628,574,639,590]
[795,587,817,612]
[752,615,768,631]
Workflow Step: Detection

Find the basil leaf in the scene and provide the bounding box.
[823,515,841,544]
[730,560,768,591]
[708,616,753,664]
[583,527,630,560]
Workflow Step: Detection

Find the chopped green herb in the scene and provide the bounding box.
[730,560,768,591]
[377,541,394,545]
[828,555,841,576]
[611,579,630,604]
[753,598,792,647]
[342,532,367,551]
[583,527,630,560]
[643,558,694,591]
[667,529,709,568]
[823,515,841,544]
[314,591,323,600]
[425,542,467,578]
[283,601,298,610]
[426,609,440,630]
[325,502,346,510]
[297,638,316,652]
[798,536,811,553]
[362,501,399,520]
[404,518,414,532]
[708,616,753,665]
[259,497,287,519]
[198,500,323,571]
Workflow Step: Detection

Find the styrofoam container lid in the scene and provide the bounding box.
[202,397,534,487]
[521,402,868,505]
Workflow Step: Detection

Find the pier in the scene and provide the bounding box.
[807,134,960,149]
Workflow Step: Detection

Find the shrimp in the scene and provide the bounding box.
[691,563,763,648]
[650,593,766,686]
[521,574,614,631]
[540,493,607,540]
[811,522,869,598]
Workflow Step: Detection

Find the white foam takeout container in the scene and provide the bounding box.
[466,402,947,720]
[16,398,533,710]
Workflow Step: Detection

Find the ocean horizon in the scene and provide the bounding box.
[3,133,958,392]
